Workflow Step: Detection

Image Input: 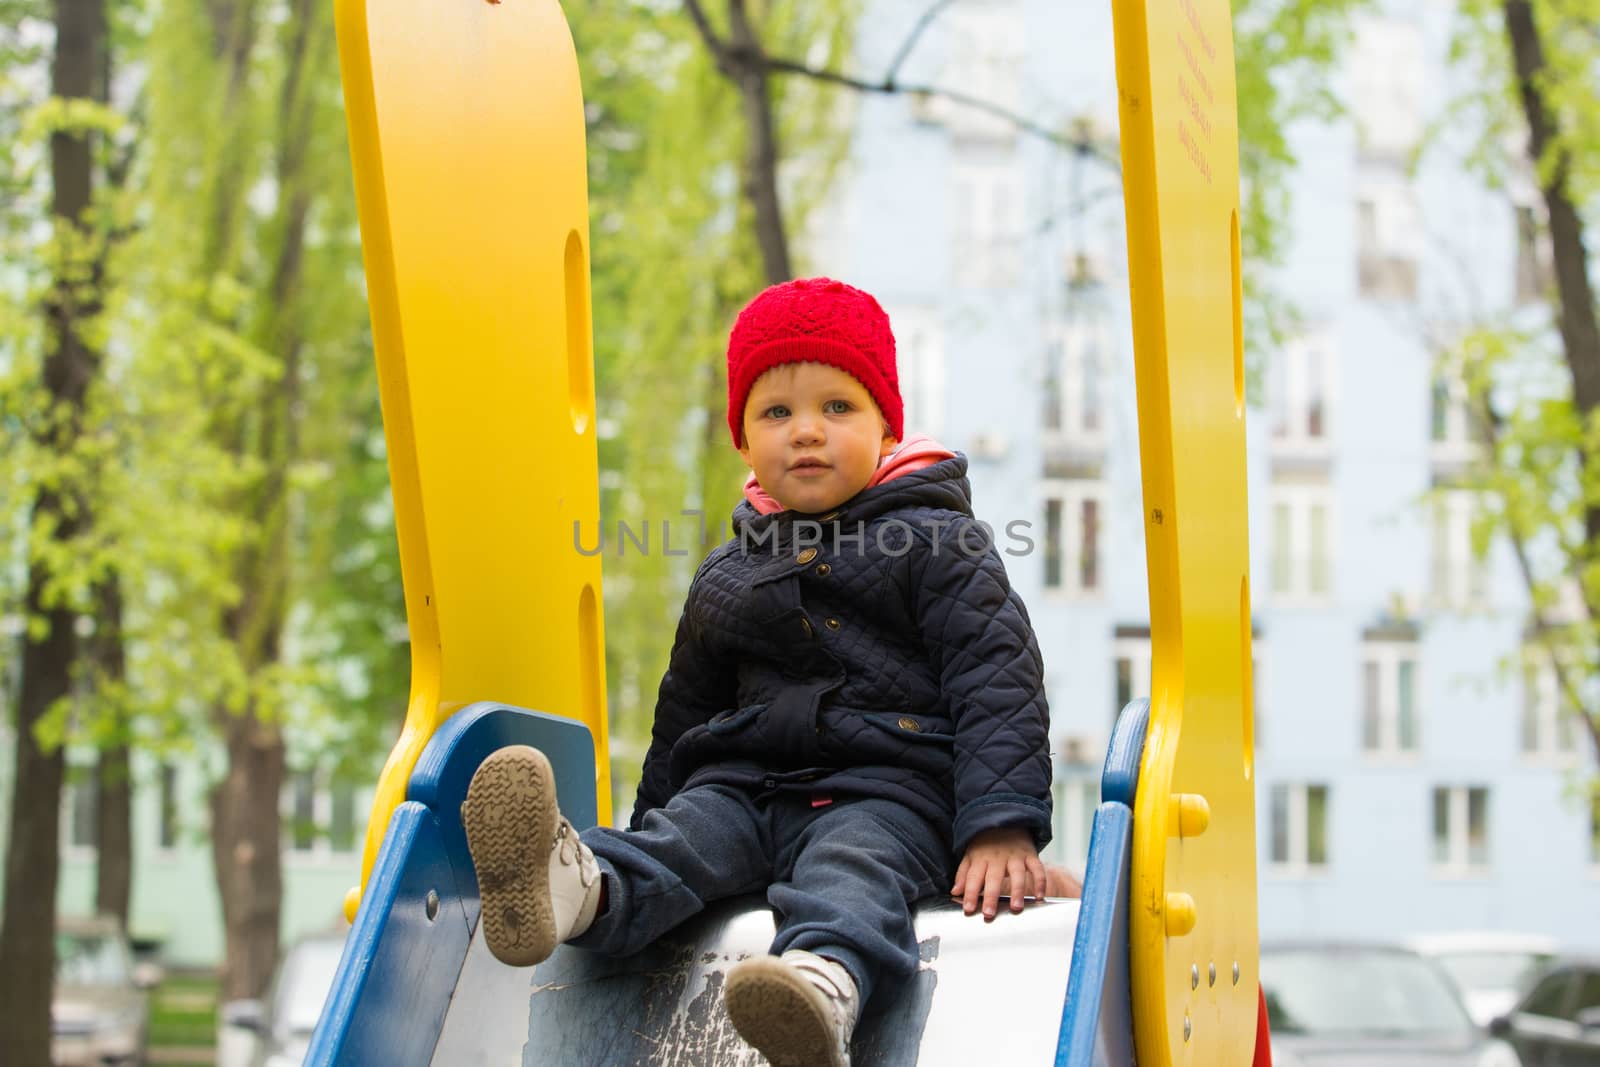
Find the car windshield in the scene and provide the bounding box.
[272,939,345,1037]
[1263,948,1475,1038]
[1433,951,1550,994]
[55,931,130,988]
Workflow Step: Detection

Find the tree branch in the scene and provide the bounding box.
[883,0,959,89]
[680,0,1119,169]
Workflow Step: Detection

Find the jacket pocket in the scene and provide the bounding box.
[859,712,955,745]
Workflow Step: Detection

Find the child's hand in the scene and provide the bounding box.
[951,827,1048,921]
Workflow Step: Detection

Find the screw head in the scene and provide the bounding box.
[1191,964,1199,989]
[1209,962,1217,987]
[1183,1014,1192,1041]
[1233,961,1241,985]
[425,889,440,921]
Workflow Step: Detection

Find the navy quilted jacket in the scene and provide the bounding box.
[628,455,1053,856]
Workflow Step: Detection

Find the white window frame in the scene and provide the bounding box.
[1521,657,1581,764]
[886,305,947,439]
[1269,329,1336,453]
[939,2,1025,142]
[952,159,1024,290]
[1268,782,1330,876]
[1043,314,1110,449]
[1429,371,1485,462]
[1112,633,1153,723]
[1431,785,1491,877]
[1430,489,1490,612]
[1270,482,1334,605]
[1356,176,1422,300]
[62,764,98,858]
[1361,639,1421,759]
[156,762,181,856]
[284,772,366,866]
[1041,479,1107,598]
[1047,774,1100,871]
[1351,17,1425,161]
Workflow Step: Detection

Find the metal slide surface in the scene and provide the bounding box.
[432,896,1081,1066]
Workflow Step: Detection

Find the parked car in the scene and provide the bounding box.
[51,914,162,1067]
[1410,932,1560,1027]
[1262,942,1521,1066]
[219,929,347,1067]
[1488,956,1600,1066]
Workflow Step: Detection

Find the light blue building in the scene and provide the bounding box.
[819,0,1598,941]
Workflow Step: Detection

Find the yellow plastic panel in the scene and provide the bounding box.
[334,0,610,914]
[1108,0,1259,1062]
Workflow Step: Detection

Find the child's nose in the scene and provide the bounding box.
[791,414,825,443]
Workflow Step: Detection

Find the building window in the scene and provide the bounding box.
[1270,482,1332,604]
[952,160,1024,289]
[1269,330,1335,450]
[290,772,317,852]
[1043,315,1109,446]
[1362,637,1420,756]
[158,764,178,850]
[68,768,97,850]
[887,307,946,439]
[1522,657,1581,760]
[1432,785,1490,874]
[1430,489,1489,610]
[1048,775,1099,871]
[285,770,364,858]
[1514,202,1550,304]
[938,2,1025,141]
[330,783,358,854]
[1269,783,1330,872]
[1429,371,1488,461]
[1351,17,1424,162]
[1357,178,1420,301]
[1591,795,1599,867]
[1043,481,1105,596]
[1112,629,1153,723]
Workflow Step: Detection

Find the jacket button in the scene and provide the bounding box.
[800,617,814,638]
[763,778,777,789]
[816,563,831,577]
[825,617,840,630]
[897,717,920,732]
[796,547,818,565]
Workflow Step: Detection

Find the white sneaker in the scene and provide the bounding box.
[724,949,860,1067]
[461,745,601,967]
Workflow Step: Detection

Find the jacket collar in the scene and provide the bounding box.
[730,454,974,539]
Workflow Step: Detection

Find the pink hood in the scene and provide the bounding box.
[741,433,958,516]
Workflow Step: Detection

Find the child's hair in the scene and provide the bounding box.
[725,277,902,447]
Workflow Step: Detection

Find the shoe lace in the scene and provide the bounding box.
[553,818,598,888]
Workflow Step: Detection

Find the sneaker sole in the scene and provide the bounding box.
[461,745,560,967]
[724,956,849,1067]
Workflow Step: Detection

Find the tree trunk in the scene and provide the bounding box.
[204,0,319,1001]
[209,708,286,1000]
[726,0,791,285]
[1501,0,1600,765]
[93,578,132,926]
[0,0,108,1058]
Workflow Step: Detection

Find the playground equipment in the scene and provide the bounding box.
[306,0,1259,1062]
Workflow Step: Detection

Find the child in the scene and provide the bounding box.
[462,277,1053,1067]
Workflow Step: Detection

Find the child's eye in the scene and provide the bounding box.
[764,405,790,419]
[824,400,852,414]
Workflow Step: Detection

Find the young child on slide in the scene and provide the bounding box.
[462,277,1055,1067]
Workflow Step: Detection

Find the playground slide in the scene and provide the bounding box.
[306,702,1143,1066]
[310,0,1261,1060]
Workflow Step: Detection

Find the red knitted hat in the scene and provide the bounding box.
[726,277,903,447]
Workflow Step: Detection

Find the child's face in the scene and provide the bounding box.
[738,361,898,515]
